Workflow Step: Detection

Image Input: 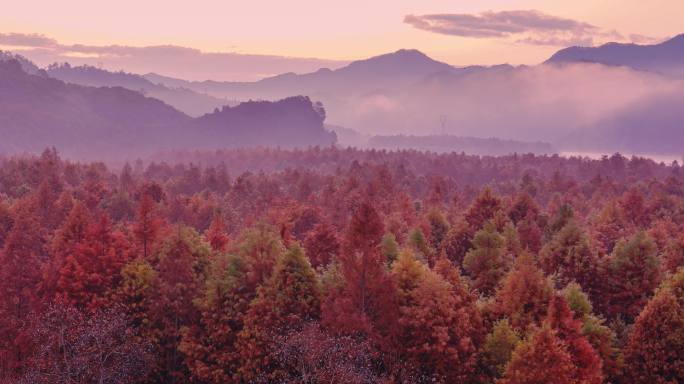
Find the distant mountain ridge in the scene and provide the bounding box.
[5,36,684,158]
[143,49,456,99]
[0,59,336,159]
[0,59,188,158]
[45,63,231,116]
[142,43,684,156]
[546,34,684,76]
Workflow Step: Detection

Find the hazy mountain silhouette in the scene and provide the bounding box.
[5,39,684,158]
[144,49,465,144]
[143,45,684,156]
[0,59,189,158]
[144,49,455,100]
[0,59,336,159]
[546,34,684,76]
[193,96,335,148]
[45,63,231,116]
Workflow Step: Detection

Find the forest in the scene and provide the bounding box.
[0,146,683,383]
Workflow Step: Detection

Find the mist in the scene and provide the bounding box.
[323,63,683,151]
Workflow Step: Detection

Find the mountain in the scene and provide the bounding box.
[143,49,461,139]
[0,59,189,159]
[546,34,684,76]
[0,59,336,159]
[144,49,455,100]
[45,63,231,116]
[145,46,684,156]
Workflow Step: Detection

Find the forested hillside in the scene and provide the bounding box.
[0,59,336,159]
[1,147,682,383]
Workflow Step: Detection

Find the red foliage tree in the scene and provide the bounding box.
[44,202,91,298]
[663,234,684,273]
[148,233,205,383]
[591,201,631,256]
[516,211,543,253]
[619,188,649,228]
[465,187,502,231]
[539,221,600,292]
[492,253,553,332]
[323,201,397,339]
[598,231,662,320]
[179,225,284,384]
[508,192,540,225]
[440,220,473,267]
[303,222,340,269]
[392,252,482,382]
[500,326,577,384]
[236,244,321,381]
[0,206,46,377]
[205,212,230,252]
[56,214,132,311]
[623,269,684,383]
[544,295,604,384]
[133,192,163,259]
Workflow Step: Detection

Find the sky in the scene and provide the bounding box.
[1,0,683,80]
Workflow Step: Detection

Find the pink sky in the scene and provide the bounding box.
[2,0,683,80]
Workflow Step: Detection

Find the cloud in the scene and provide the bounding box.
[0,32,347,81]
[405,11,596,37]
[0,32,57,47]
[404,10,655,47]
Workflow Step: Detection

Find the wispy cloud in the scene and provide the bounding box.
[0,33,346,81]
[0,32,57,47]
[404,10,655,47]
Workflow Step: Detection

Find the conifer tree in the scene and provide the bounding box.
[381,232,400,266]
[598,231,661,320]
[493,253,553,331]
[133,192,162,259]
[237,244,321,381]
[56,214,132,310]
[463,222,509,296]
[544,295,604,384]
[303,222,340,269]
[148,230,208,383]
[323,201,397,339]
[516,211,543,253]
[392,251,481,382]
[500,326,577,384]
[0,208,46,376]
[465,187,502,231]
[540,221,599,292]
[205,212,229,253]
[180,225,284,384]
[623,269,684,383]
[441,220,473,266]
[480,319,520,379]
